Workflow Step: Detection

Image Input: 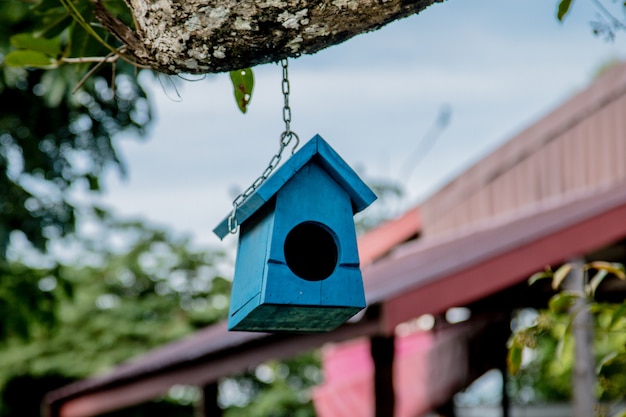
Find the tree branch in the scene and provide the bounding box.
[95,0,444,74]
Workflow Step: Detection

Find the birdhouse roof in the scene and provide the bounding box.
[213,134,376,239]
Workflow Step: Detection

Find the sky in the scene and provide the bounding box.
[99,0,626,248]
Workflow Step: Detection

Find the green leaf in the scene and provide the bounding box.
[37,11,73,39]
[31,0,73,38]
[548,291,578,313]
[4,50,55,68]
[552,263,572,290]
[529,267,553,285]
[557,0,573,21]
[32,0,68,15]
[555,314,575,359]
[507,343,523,375]
[101,0,135,28]
[596,351,618,375]
[609,302,626,330]
[589,261,626,280]
[10,33,61,57]
[230,68,254,114]
[68,20,91,59]
[586,269,608,297]
[58,0,119,56]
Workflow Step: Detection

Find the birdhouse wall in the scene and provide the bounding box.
[268,162,359,265]
[263,162,364,307]
[228,202,276,322]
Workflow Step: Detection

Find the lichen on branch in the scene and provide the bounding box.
[95,0,442,74]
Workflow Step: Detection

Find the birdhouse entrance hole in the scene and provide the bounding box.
[284,222,338,281]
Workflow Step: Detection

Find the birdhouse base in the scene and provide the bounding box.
[228,304,362,333]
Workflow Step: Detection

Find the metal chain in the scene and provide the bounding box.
[228,58,300,234]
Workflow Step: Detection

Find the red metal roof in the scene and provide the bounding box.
[358,207,420,266]
[367,183,626,332]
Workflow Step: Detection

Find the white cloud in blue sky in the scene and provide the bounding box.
[101,0,626,246]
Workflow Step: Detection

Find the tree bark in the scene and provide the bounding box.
[96,0,443,74]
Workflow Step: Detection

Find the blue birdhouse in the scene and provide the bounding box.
[214,135,376,332]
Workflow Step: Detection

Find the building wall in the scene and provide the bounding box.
[420,64,626,238]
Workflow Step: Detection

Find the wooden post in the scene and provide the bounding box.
[567,259,596,417]
[370,335,395,417]
[198,382,221,417]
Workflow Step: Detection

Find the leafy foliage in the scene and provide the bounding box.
[3,0,133,69]
[0,1,151,257]
[508,262,626,407]
[222,354,321,417]
[0,218,231,415]
[3,0,254,113]
[0,261,71,341]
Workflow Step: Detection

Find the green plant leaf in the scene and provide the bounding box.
[548,291,578,313]
[31,1,73,39]
[58,0,119,56]
[32,0,68,14]
[101,0,135,28]
[507,343,523,375]
[37,11,73,39]
[555,314,575,360]
[557,0,573,21]
[586,269,608,298]
[609,302,626,330]
[10,33,62,57]
[552,263,572,290]
[529,267,553,285]
[230,68,254,114]
[4,50,56,68]
[68,19,92,59]
[589,261,626,280]
[596,351,618,375]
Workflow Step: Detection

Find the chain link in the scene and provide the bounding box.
[228,58,300,234]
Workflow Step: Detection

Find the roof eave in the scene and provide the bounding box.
[213,134,377,239]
